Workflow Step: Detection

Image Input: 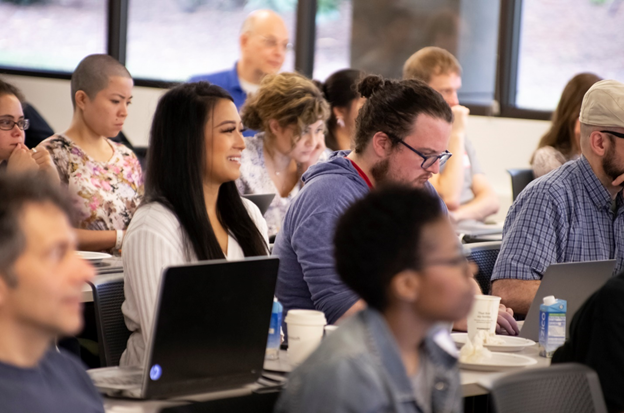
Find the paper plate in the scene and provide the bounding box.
[460,352,537,372]
[76,251,112,264]
[452,333,535,352]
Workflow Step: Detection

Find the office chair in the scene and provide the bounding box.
[464,241,501,294]
[88,273,131,367]
[507,169,535,201]
[491,363,607,413]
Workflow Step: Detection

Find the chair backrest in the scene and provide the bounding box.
[491,363,608,413]
[464,241,501,294]
[88,273,131,367]
[507,168,535,201]
[133,146,148,172]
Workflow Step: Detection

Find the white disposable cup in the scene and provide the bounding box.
[286,310,327,366]
[467,295,501,341]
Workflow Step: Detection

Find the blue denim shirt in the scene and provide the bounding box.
[188,62,254,137]
[274,309,463,413]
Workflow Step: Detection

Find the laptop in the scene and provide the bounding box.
[242,194,276,216]
[519,259,616,341]
[88,256,279,399]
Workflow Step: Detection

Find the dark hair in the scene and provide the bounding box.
[532,73,602,161]
[146,81,267,260]
[71,54,132,109]
[353,75,453,153]
[334,185,444,311]
[0,173,73,287]
[0,79,25,103]
[320,69,363,151]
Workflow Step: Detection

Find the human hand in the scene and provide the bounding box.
[450,105,470,139]
[495,303,520,336]
[7,143,38,173]
[31,146,60,182]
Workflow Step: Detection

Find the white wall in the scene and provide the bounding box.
[2,74,165,148]
[3,73,550,220]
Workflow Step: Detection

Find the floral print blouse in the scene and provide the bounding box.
[236,133,302,237]
[43,134,143,248]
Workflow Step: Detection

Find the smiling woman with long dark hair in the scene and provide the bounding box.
[120,81,269,367]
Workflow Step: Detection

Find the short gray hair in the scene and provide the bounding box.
[0,173,73,287]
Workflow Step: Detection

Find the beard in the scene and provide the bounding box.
[603,149,624,186]
[371,158,390,186]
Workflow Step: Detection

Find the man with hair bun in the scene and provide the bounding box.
[273,75,518,334]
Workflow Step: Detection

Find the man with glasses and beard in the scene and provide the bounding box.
[492,80,624,316]
[273,75,518,335]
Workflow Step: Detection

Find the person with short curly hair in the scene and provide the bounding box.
[237,72,329,236]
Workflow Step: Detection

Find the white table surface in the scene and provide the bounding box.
[103,384,258,413]
[102,345,550,412]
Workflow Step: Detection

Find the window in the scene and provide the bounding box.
[0,0,107,73]
[348,0,499,106]
[312,0,352,81]
[125,0,296,82]
[516,0,624,110]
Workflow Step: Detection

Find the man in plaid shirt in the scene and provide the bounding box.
[492,80,624,315]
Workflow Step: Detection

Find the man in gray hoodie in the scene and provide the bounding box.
[273,75,453,325]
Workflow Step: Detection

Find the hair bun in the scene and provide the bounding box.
[358,75,386,99]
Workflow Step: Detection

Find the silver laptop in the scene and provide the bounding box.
[519,260,616,341]
[88,257,279,399]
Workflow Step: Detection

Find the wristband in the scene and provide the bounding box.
[115,230,124,251]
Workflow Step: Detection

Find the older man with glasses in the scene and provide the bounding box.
[188,9,290,137]
[492,79,624,316]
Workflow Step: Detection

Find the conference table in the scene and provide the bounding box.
[87,257,549,412]
[102,346,550,413]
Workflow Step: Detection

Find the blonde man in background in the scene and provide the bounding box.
[404,47,499,222]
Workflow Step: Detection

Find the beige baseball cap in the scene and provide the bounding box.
[580,79,624,128]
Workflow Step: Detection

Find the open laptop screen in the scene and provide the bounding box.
[144,257,279,398]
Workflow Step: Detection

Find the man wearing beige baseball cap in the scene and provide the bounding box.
[490,79,624,316]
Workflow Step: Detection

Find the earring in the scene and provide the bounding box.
[337,117,345,128]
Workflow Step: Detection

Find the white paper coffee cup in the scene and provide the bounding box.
[285,310,327,366]
[467,295,501,340]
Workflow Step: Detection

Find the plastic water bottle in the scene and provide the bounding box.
[266,298,283,360]
[538,295,567,357]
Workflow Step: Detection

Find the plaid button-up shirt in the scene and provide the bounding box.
[493,156,624,282]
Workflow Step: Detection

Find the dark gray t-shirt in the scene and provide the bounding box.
[0,348,104,413]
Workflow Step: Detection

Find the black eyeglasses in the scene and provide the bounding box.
[601,130,624,139]
[0,118,29,131]
[385,132,452,169]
